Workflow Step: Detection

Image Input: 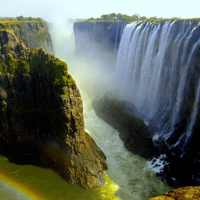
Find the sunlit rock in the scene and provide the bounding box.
[0,23,107,189]
[149,186,200,200]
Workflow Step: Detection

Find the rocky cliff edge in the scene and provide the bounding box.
[149,186,200,200]
[0,20,54,54]
[0,27,107,189]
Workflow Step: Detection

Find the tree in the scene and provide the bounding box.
[110,13,117,19]
[140,16,147,20]
[16,15,25,21]
[101,14,111,21]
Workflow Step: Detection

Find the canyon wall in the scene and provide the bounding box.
[0,21,54,54]
[0,22,107,189]
[74,21,126,55]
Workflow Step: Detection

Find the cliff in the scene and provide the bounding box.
[0,26,107,189]
[73,22,126,55]
[0,21,54,54]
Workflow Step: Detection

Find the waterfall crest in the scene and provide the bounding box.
[113,20,200,153]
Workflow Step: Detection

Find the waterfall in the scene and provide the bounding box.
[114,20,200,153]
[93,22,96,43]
[114,22,127,51]
[114,23,120,51]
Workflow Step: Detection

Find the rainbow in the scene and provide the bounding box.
[0,169,121,200]
[0,171,45,200]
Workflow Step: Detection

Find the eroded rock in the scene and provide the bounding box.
[0,28,107,189]
[149,186,200,200]
[93,91,159,159]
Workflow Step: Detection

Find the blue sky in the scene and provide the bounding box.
[1,0,200,21]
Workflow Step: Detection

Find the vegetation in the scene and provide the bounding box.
[0,16,43,32]
[85,13,161,22]
[0,20,24,31]
[0,16,43,22]
[0,17,16,21]
[16,16,43,22]
[84,13,200,23]
[0,46,75,139]
[0,28,12,32]
[0,47,74,88]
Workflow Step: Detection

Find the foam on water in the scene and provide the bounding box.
[147,154,169,174]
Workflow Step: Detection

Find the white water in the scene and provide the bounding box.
[113,20,200,151]
[83,93,171,200]
[67,57,172,200]
[114,22,127,51]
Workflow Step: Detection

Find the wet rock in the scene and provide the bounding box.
[149,186,200,200]
[93,91,159,159]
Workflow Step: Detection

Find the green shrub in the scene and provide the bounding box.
[0,63,7,74]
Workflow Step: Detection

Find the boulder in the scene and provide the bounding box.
[93,91,159,159]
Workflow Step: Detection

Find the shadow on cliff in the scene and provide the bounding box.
[92,90,160,160]
[0,139,50,167]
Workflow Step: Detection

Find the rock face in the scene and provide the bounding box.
[93,91,159,159]
[149,186,200,200]
[0,21,54,54]
[73,22,126,55]
[0,26,107,189]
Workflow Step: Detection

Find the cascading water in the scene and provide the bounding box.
[114,23,120,50]
[114,22,127,52]
[113,20,200,154]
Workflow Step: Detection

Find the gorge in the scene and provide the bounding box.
[74,19,200,189]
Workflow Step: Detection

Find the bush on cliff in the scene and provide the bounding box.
[16,15,43,22]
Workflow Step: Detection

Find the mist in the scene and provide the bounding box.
[47,17,117,101]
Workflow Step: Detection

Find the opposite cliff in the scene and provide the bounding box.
[0,23,107,189]
[0,20,54,54]
[74,21,126,55]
